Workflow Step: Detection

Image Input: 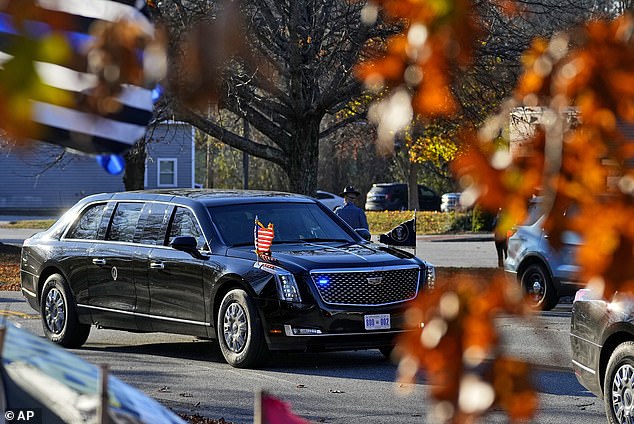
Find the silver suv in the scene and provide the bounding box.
[504,198,582,310]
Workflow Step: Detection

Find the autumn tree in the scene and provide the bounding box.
[358,0,634,422]
[353,0,603,205]
[457,0,602,123]
[318,117,393,199]
[150,0,398,195]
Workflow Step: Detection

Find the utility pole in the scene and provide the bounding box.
[205,134,214,188]
[243,119,250,189]
[205,104,214,188]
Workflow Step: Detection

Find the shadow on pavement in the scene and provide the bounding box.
[535,368,596,397]
[77,340,403,383]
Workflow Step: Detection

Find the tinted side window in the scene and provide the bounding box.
[524,199,543,226]
[135,202,171,245]
[107,202,144,243]
[419,187,436,198]
[168,207,206,250]
[66,203,107,240]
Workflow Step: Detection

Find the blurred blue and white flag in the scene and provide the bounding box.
[0,0,157,172]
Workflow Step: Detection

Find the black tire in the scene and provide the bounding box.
[604,341,634,424]
[520,263,558,311]
[40,273,90,348]
[217,289,268,368]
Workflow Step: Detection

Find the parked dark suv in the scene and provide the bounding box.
[21,190,435,368]
[365,183,441,211]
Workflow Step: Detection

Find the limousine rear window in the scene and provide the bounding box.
[66,203,107,240]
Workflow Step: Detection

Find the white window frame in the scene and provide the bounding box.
[157,158,178,187]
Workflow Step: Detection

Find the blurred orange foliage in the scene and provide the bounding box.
[397,273,535,422]
[357,0,634,421]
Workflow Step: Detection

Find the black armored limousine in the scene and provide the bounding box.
[21,190,435,368]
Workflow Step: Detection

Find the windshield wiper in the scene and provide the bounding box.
[273,238,352,244]
[232,238,353,247]
[302,238,352,243]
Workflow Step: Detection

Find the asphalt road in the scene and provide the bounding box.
[1,291,605,423]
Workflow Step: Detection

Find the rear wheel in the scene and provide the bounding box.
[40,273,90,347]
[217,289,268,368]
[520,263,558,311]
[604,342,634,424]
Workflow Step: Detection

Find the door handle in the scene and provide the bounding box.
[92,258,106,266]
[150,261,165,270]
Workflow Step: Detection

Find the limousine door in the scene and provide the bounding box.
[146,207,208,336]
[88,202,144,330]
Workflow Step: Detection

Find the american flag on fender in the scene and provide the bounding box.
[254,216,274,255]
[0,0,155,156]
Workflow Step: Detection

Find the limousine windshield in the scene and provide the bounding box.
[207,202,356,246]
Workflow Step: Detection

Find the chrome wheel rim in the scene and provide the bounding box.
[223,302,248,353]
[44,287,66,334]
[525,271,545,304]
[613,363,634,423]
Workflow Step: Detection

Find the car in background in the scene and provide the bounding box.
[21,189,435,368]
[314,190,344,210]
[1,320,185,424]
[365,183,441,211]
[504,197,582,310]
[440,192,462,212]
[571,289,634,424]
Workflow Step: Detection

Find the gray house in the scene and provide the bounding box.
[0,121,195,215]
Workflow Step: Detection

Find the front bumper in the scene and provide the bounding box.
[255,297,414,352]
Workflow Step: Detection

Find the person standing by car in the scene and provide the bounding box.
[493,209,508,268]
[335,186,369,230]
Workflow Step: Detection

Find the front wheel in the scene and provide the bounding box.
[40,273,90,347]
[217,289,268,368]
[604,342,634,424]
[520,263,558,311]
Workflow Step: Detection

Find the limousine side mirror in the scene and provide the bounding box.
[170,236,198,253]
[355,228,371,241]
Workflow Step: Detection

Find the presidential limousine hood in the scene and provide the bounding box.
[225,241,421,273]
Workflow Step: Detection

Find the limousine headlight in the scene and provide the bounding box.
[255,263,302,302]
[276,272,301,302]
[425,264,436,289]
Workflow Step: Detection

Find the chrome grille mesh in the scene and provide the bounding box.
[310,267,420,306]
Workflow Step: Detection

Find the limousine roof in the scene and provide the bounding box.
[79,189,316,207]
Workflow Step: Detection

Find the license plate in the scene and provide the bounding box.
[364,314,390,330]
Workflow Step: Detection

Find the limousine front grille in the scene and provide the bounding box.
[309,266,420,306]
